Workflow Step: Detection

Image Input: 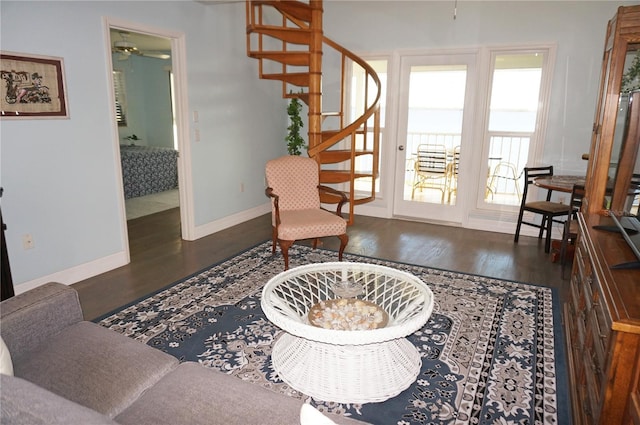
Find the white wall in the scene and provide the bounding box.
[1,1,287,290]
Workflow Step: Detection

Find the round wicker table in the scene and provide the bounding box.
[261,262,434,404]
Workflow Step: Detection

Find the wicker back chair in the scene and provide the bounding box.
[265,156,349,270]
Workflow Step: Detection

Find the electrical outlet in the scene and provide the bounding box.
[558,196,566,204]
[22,234,34,250]
[240,182,245,193]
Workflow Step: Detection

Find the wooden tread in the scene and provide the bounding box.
[248,51,310,66]
[248,25,310,45]
[260,72,310,87]
[262,0,313,22]
[320,170,374,184]
[316,150,374,164]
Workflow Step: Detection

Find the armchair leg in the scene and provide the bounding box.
[271,227,278,254]
[337,234,349,261]
[278,240,294,270]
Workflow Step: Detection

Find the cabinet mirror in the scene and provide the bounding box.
[587,5,640,216]
[609,45,640,216]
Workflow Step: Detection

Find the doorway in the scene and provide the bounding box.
[351,47,554,227]
[105,18,192,259]
[393,53,477,224]
[109,29,179,221]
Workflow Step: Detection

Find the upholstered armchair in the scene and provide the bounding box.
[265,156,349,270]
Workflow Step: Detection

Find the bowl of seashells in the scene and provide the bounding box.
[308,298,388,330]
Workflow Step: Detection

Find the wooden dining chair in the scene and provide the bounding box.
[560,184,585,279]
[514,166,572,253]
[265,155,349,270]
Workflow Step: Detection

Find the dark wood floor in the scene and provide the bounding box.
[73,208,568,321]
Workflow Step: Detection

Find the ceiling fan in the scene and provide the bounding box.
[112,31,170,61]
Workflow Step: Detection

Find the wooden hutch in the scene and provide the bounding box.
[565,5,640,425]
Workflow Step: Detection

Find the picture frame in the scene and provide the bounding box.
[1,51,68,119]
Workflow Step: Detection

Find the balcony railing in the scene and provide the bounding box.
[356,131,531,206]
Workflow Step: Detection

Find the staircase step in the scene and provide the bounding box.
[320,192,375,205]
[249,25,311,45]
[353,195,375,205]
[261,72,309,87]
[319,170,374,184]
[248,51,310,66]
[318,190,347,206]
[321,128,369,142]
[317,150,374,164]
[257,0,313,22]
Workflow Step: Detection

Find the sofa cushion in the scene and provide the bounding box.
[116,361,305,425]
[0,374,118,425]
[0,335,14,376]
[116,362,369,425]
[13,321,178,418]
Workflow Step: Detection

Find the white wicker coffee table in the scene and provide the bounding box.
[261,262,434,404]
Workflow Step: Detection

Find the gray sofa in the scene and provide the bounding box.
[0,283,367,425]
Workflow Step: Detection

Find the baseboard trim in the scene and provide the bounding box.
[14,204,271,293]
[13,250,129,295]
[189,203,271,241]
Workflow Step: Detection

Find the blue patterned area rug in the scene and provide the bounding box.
[97,242,570,425]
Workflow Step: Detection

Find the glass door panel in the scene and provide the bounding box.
[393,54,475,223]
[483,52,544,206]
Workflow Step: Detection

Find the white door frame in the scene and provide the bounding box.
[103,17,194,264]
[392,51,478,224]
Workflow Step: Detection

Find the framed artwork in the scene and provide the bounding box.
[1,51,68,119]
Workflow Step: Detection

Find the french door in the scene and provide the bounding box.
[393,53,477,224]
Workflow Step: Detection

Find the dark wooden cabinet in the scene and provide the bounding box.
[566,213,640,424]
[566,5,640,425]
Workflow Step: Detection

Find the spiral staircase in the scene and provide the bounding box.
[245,0,382,224]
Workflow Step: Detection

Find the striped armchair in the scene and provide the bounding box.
[265,156,349,270]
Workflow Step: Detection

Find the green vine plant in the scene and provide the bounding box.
[622,50,640,93]
[286,94,307,156]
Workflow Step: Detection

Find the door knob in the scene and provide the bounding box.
[399,146,405,151]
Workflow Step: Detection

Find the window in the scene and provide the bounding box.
[483,51,549,206]
[113,70,127,126]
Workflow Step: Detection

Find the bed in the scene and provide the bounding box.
[120,145,178,199]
